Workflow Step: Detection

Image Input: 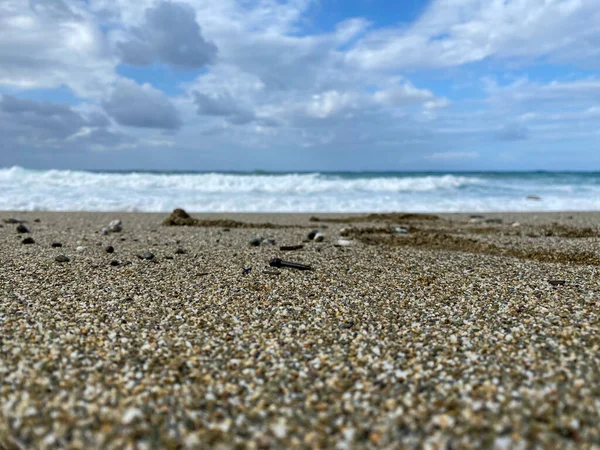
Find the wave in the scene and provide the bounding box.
[1,166,600,212]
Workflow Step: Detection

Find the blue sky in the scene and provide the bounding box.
[1,0,600,171]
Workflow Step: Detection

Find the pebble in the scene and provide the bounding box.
[51,242,63,248]
[16,224,30,233]
[335,239,352,247]
[108,219,123,232]
[76,246,86,253]
[109,260,120,266]
[101,227,109,235]
[137,252,154,260]
[391,226,408,234]
[54,255,69,263]
[175,247,187,254]
[21,237,35,244]
[307,229,319,240]
[105,245,115,253]
[313,232,324,242]
[249,237,262,247]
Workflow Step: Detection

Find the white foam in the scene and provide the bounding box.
[1,166,599,212]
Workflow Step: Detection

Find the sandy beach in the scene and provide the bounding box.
[1,210,599,449]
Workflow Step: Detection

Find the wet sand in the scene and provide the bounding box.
[1,211,599,449]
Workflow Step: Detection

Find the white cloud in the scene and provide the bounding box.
[346,0,600,71]
[0,0,115,98]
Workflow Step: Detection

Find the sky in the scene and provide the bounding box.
[1,0,600,171]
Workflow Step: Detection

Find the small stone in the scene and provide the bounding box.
[242,267,252,275]
[512,222,521,227]
[16,224,30,233]
[109,260,120,266]
[280,244,304,251]
[262,238,276,245]
[313,232,324,242]
[138,252,155,260]
[101,227,109,235]
[175,247,186,254]
[55,255,70,263]
[51,242,63,248]
[76,246,86,253]
[307,229,320,240]
[391,226,408,234]
[249,237,262,247]
[341,320,354,329]
[548,279,566,286]
[108,219,122,232]
[335,239,352,247]
[105,245,115,254]
[34,218,41,223]
[22,237,35,244]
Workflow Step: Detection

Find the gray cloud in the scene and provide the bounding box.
[0,94,131,152]
[194,92,256,125]
[103,79,182,130]
[117,1,217,69]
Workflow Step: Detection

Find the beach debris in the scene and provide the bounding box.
[175,247,187,254]
[313,232,325,242]
[51,242,63,248]
[55,255,70,263]
[137,252,155,260]
[391,226,409,234]
[242,267,252,275]
[4,218,26,224]
[76,246,86,253]
[22,237,35,244]
[163,208,197,226]
[307,229,320,240]
[16,224,30,233]
[335,239,352,247]
[105,245,115,254]
[263,269,281,276]
[548,279,566,286]
[527,195,542,201]
[108,219,123,232]
[109,260,120,266]
[269,258,312,271]
[280,244,304,251]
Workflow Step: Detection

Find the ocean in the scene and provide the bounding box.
[1,166,599,212]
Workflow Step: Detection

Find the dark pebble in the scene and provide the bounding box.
[110,260,120,266]
[16,224,30,233]
[548,279,566,286]
[341,320,355,329]
[165,255,174,260]
[51,242,63,248]
[55,255,70,263]
[22,237,35,244]
[138,252,155,260]
[307,229,319,240]
[249,237,262,246]
[175,247,187,254]
[280,244,304,251]
[105,245,115,254]
[34,218,41,223]
[242,267,252,275]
